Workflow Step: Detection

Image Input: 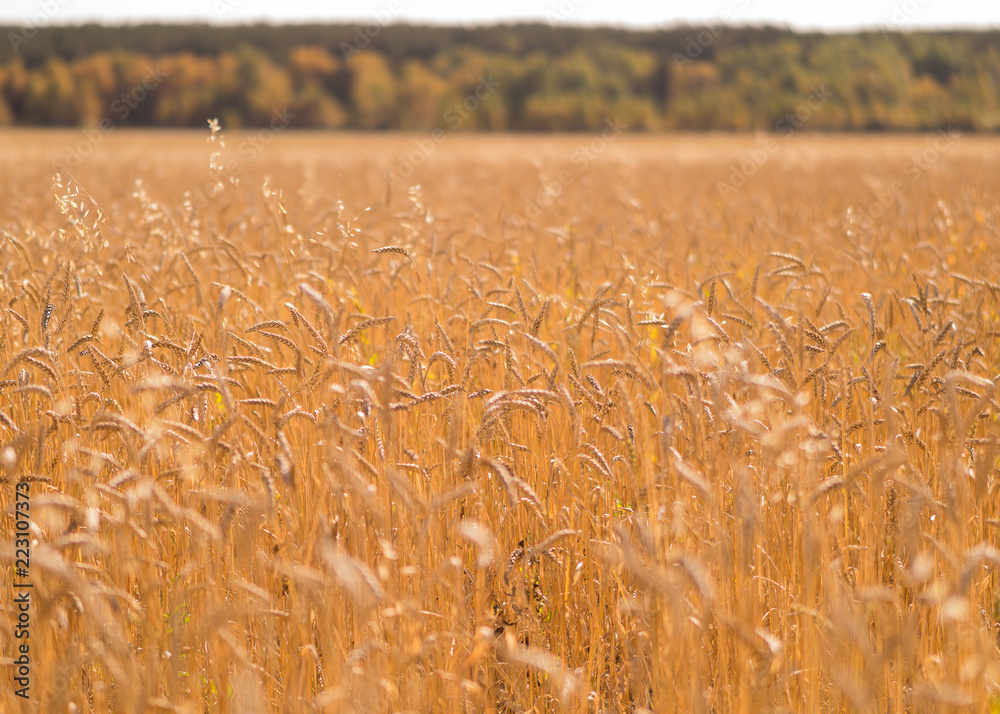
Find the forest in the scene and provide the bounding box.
[1,23,998,131]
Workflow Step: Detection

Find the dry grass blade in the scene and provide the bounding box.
[321,542,385,612]
[457,520,496,566]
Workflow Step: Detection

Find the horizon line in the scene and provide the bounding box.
[3,19,1000,34]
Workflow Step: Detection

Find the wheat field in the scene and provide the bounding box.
[2,129,1000,712]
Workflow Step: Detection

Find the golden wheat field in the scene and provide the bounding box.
[2,129,1000,713]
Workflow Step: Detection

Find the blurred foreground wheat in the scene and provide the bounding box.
[1,131,999,712]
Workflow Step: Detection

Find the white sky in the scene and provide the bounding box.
[3,0,998,31]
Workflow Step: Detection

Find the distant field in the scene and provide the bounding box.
[6,127,1000,164]
[1,130,999,712]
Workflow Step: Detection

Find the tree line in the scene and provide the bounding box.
[1,23,998,131]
